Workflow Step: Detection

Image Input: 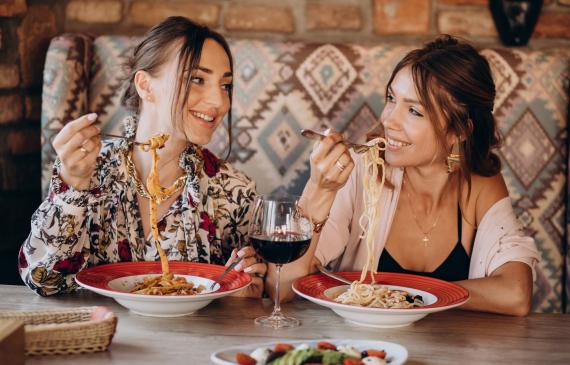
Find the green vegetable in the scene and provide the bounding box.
[321,349,348,365]
[267,347,355,365]
[268,348,319,365]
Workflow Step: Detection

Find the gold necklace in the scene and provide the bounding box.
[125,148,187,203]
[403,172,441,247]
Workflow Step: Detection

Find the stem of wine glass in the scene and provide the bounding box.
[272,264,282,316]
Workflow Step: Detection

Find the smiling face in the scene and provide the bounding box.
[380,66,448,169]
[147,38,232,146]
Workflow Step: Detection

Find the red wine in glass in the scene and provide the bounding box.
[248,194,312,329]
[251,232,310,265]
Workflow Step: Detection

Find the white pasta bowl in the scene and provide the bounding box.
[75,261,251,317]
[293,272,469,328]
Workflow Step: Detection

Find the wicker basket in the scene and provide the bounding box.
[0,307,117,356]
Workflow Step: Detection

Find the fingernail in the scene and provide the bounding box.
[234,264,242,271]
[87,113,98,122]
[237,250,245,258]
[324,128,331,136]
[244,266,253,273]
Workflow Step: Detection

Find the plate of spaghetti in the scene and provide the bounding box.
[76,261,251,317]
[293,272,469,328]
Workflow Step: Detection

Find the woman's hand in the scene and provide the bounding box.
[308,129,354,193]
[298,129,355,223]
[226,246,267,298]
[52,113,101,190]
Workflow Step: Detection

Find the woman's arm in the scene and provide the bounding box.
[457,173,536,316]
[266,130,354,303]
[19,114,105,296]
[456,261,533,316]
[19,170,98,296]
[220,173,267,298]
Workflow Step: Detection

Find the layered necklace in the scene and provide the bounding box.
[125,146,187,203]
[403,171,441,247]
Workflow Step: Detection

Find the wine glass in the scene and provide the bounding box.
[249,194,312,328]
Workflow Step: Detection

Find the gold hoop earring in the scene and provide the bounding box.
[446,142,461,173]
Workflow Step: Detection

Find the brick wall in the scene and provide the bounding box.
[0,0,569,285]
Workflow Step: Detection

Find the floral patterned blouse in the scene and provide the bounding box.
[19,116,256,296]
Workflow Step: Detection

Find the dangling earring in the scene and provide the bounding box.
[446,142,461,173]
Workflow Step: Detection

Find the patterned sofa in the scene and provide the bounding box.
[40,34,569,313]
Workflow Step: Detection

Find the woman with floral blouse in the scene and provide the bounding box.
[19,16,264,297]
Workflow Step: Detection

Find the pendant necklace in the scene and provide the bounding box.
[403,172,441,247]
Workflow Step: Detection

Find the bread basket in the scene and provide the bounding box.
[0,306,117,356]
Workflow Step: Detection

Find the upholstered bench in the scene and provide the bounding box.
[40,34,570,312]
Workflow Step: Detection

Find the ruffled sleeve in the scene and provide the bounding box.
[19,159,107,296]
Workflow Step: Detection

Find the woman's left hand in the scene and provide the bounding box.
[226,246,266,298]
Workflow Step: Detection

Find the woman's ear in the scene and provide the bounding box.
[445,131,459,150]
[446,119,472,148]
[134,70,154,102]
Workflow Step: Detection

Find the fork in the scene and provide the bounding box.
[316,263,353,285]
[209,257,243,290]
[101,133,148,146]
[300,129,374,154]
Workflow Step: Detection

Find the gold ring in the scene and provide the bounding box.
[80,147,89,154]
[335,159,345,171]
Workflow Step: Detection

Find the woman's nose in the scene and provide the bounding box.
[203,84,225,107]
[381,106,399,130]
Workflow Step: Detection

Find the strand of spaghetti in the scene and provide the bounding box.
[357,138,386,283]
[140,133,179,276]
[335,138,424,308]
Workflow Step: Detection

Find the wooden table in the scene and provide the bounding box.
[1,284,569,364]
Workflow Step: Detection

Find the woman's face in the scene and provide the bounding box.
[149,38,232,145]
[380,66,446,169]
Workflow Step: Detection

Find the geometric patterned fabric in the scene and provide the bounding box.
[41,34,570,313]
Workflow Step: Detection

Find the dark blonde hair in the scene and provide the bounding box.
[121,16,234,154]
[385,35,502,191]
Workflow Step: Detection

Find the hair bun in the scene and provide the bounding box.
[425,34,459,51]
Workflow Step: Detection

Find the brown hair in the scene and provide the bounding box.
[121,16,234,156]
[384,35,502,193]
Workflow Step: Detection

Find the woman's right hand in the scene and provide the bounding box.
[298,129,355,223]
[308,129,354,193]
[52,113,101,190]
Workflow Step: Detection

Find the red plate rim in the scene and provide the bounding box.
[75,261,251,295]
[293,272,469,309]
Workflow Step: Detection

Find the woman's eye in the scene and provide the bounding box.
[222,83,233,92]
[409,108,423,117]
[190,76,204,85]
[386,94,395,103]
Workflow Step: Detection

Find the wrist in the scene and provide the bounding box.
[299,181,337,223]
[59,173,91,191]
